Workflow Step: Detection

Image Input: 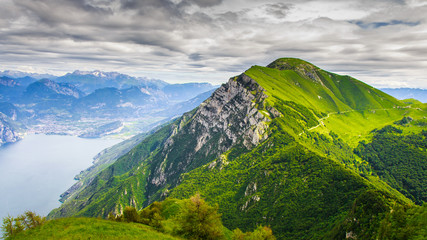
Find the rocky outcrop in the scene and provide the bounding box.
[267,58,325,85]
[0,115,20,146]
[147,73,273,200]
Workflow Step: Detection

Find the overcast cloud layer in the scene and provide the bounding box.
[0,0,426,88]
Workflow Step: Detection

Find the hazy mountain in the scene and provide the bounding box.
[56,70,168,94]
[0,69,217,139]
[162,82,219,102]
[23,79,85,102]
[72,87,153,118]
[50,58,426,239]
[13,76,39,87]
[0,102,30,121]
[0,77,25,102]
[0,70,56,80]
[0,76,20,87]
[156,89,216,117]
[380,88,427,103]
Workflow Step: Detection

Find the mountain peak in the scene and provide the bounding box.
[266,58,318,71]
[244,58,401,112]
[70,70,115,78]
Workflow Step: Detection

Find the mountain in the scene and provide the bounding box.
[162,83,219,103]
[23,79,85,102]
[72,86,154,118]
[380,88,427,103]
[0,113,21,146]
[0,77,25,102]
[0,102,30,121]
[156,89,216,117]
[56,70,168,94]
[72,85,216,119]
[13,76,39,87]
[0,70,56,80]
[0,76,20,87]
[59,130,156,203]
[50,58,426,239]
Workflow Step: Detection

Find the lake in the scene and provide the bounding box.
[0,134,121,220]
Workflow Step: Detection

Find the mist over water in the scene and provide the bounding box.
[0,134,121,220]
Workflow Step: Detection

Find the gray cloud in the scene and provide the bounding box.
[265,3,290,18]
[0,0,426,88]
[181,0,223,8]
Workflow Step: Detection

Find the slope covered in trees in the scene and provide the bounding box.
[355,126,427,204]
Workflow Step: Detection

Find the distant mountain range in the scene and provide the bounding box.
[380,88,427,103]
[56,70,168,94]
[0,70,217,146]
[0,70,57,80]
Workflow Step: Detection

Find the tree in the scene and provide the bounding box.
[140,201,163,229]
[175,193,225,240]
[1,211,46,238]
[123,206,140,223]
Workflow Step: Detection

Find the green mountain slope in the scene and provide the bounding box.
[252,58,400,112]
[355,126,427,204]
[49,58,426,239]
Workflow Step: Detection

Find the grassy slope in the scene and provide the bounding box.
[13,217,181,240]
[247,58,400,113]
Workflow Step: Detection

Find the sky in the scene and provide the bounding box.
[0,0,426,88]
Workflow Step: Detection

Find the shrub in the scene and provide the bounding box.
[139,201,163,229]
[175,194,225,240]
[123,206,140,223]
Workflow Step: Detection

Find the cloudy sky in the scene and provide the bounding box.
[0,0,426,88]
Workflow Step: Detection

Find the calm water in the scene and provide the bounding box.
[0,134,121,220]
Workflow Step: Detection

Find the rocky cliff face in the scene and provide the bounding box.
[145,73,273,201]
[0,115,20,146]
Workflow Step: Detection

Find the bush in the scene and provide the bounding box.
[175,194,225,240]
[140,201,163,230]
[123,206,140,223]
[232,226,276,240]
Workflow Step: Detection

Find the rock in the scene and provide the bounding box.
[147,73,275,199]
[0,115,21,146]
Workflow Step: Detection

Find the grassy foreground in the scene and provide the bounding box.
[11,217,181,240]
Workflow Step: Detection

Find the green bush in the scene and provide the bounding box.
[232,226,276,240]
[140,201,163,229]
[175,194,225,240]
[123,206,139,223]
